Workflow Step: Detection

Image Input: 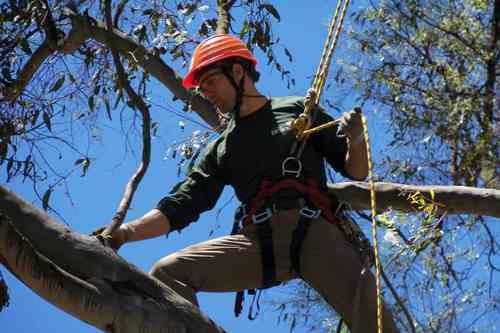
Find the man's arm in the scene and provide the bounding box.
[120,209,171,243]
[102,209,171,250]
[344,136,369,180]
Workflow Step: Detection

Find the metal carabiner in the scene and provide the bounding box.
[282,156,302,178]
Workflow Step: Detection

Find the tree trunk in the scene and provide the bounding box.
[0,186,225,333]
[1,181,498,331]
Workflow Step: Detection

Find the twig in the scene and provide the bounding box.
[381,267,416,333]
[102,0,151,236]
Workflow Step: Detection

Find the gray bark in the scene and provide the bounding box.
[0,186,226,333]
[328,182,500,218]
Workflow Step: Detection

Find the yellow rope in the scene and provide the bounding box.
[292,0,351,140]
[362,115,383,333]
[290,1,385,331]
[313,0,352,104]
[302,118,340,136]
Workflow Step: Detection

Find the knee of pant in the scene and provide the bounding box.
[150,255,180,280]
[150,254,197,286]
[149,255,200,307]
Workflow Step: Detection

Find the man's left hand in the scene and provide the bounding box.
[337,108,365,145]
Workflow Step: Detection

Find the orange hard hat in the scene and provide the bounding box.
[182,34,258,89]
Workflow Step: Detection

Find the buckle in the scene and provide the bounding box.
[235,204,247,222]
[282,157,302,178]
[299,206,321,219]
[252,208,273,224]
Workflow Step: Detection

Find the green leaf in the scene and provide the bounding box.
[31,110,40,126]
[240,20,250,37]
[284,47,293,62]
[74,158,85,166]
[260,4,281,21]
[19,38,32,55]
[88,95,95,112]
[104,97,112,120]
[81,158,90,177]
[42,188,52,211]
[49,76,65,92]
[42,112,52,132]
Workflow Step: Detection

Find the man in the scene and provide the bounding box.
[101,34,400,332]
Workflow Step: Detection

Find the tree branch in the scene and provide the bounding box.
[2,12,86,103]
[65,9,220,128]
[482,0,500,132]
[4,8,220,130]
[2,39,53,102]
[0,186,226,333]
[216,0,236,34]
[328,182,500,218]
[102,0,151,236]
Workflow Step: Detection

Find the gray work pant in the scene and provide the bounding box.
[150,209,400,332]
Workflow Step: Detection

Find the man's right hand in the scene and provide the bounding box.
[90,209,171,251]
[90,225,129,251]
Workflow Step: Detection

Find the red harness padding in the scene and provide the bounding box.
[242,177,337,226]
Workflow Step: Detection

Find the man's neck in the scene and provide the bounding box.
[238,95,269,118]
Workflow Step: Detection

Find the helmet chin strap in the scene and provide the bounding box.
[220,66,264,121]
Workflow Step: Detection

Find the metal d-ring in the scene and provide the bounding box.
[282,156,302,178]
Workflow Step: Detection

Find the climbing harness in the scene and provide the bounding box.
[227,0,387,329]
[230,177,336,318]
[285,0,385,331]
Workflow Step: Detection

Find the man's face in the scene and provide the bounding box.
[197,66,237,114]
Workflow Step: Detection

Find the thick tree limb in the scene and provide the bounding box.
[4,8,220,129]
[328,182,500,218]
[0,186,226,333]
[66,9,220,128]
[2,6,86,103]
[2,39,53,102]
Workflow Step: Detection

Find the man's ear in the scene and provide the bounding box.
[232,63,245,82]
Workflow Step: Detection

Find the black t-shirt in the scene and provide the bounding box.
[157,96,350,231]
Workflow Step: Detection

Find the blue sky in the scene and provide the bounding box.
[0,1,392,332]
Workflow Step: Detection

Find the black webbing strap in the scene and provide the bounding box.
[234,290,244,316]
[256,221,278,288]
[233,216,278,318]
[290,213,313,276]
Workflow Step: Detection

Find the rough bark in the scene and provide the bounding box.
[328,182,500,218]
[0,186,226,333]
[1,180,499,330]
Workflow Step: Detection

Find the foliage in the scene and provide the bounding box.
[0,0,291,209]
[314,1,499,332]
[0,1,499,332]
[279,1,499,332]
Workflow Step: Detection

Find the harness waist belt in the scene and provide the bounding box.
[235,197,306,225]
